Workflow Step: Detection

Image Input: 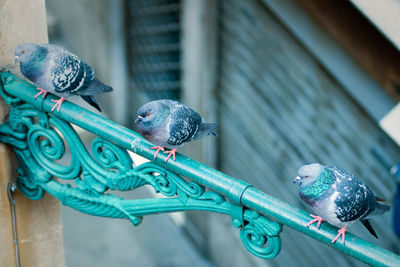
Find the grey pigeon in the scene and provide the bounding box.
[135,99,218,162]
[14,43,112,112]
[294,163,390,243]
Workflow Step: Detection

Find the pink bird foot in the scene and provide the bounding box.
[163,148,177,162]
[307,214,326,229]
[332,226,348,243]
[151,146,165,159]
[34,87,48,99]
[50,97,66,112]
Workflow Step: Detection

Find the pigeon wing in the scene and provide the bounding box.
[51,50,94,94]
[167,107,202,146]
[331,167,376,222]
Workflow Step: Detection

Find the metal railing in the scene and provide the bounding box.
[0,72,399,266]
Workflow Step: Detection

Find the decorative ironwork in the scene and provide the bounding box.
[0,73,399,266]
[0,73,282,259]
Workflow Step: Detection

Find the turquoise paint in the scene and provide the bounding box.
[0,73,399,266]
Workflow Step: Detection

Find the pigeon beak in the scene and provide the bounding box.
[13,56,19,63]
[135,115,144,123]
[293,176,302,183]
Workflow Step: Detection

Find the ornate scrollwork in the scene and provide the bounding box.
[133,163,225,205]
[0,73,283,260]
[16,164,46,200]
[240,210,282,259]
[0,73,22,105]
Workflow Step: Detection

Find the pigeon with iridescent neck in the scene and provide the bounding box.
[14,43,112,112]
[294,163,390,244]
[135,99,218,162]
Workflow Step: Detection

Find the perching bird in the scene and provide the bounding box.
[390,164,400,239]
[394,183,400,240]
[135,99,218,162]
[294,163,390,243]
[14,43,112,112]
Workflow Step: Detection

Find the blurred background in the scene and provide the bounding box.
[45,0,400,266]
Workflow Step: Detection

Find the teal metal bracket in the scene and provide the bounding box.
[0,73,399,266]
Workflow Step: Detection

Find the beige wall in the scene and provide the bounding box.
[0,0,65,266]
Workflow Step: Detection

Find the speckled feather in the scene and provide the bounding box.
[329,167,376,222]
[135,100,217,149]
[167,105,202,146]
[49,45,95,94]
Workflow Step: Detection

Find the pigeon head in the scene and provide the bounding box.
[14,43,46,64]
[294,163,324,186]
[135,100,170,133]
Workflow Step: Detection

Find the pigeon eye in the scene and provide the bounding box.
[21,50,25,54]
[305,175,309,178]
[146,113,150,117]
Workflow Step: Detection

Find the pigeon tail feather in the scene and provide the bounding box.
[375,196,387,202]
[81,95,102,112]
[211,130,219,137]
[78,78,113,96]
[360,219,378,239]
[193,122,218,140]
[370,201,391,217]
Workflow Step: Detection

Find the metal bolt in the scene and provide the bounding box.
[232,218,242,228]
[6,76,14,83]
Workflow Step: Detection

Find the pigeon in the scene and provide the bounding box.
[135,99,218,162]
[294,163,391,243]
[390,164,400,239]
[14,43,112,112]
[394,183,400,240]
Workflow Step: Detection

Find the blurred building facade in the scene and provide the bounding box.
[46,0,400,266]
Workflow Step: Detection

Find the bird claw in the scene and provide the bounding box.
[332,226,348,244]
[151,146,165,159]
[50,97,66,112]
[34,88,48,99]
[163,148,177,162]
[307,214,326,229]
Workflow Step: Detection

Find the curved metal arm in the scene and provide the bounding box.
[0,73,399,266]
